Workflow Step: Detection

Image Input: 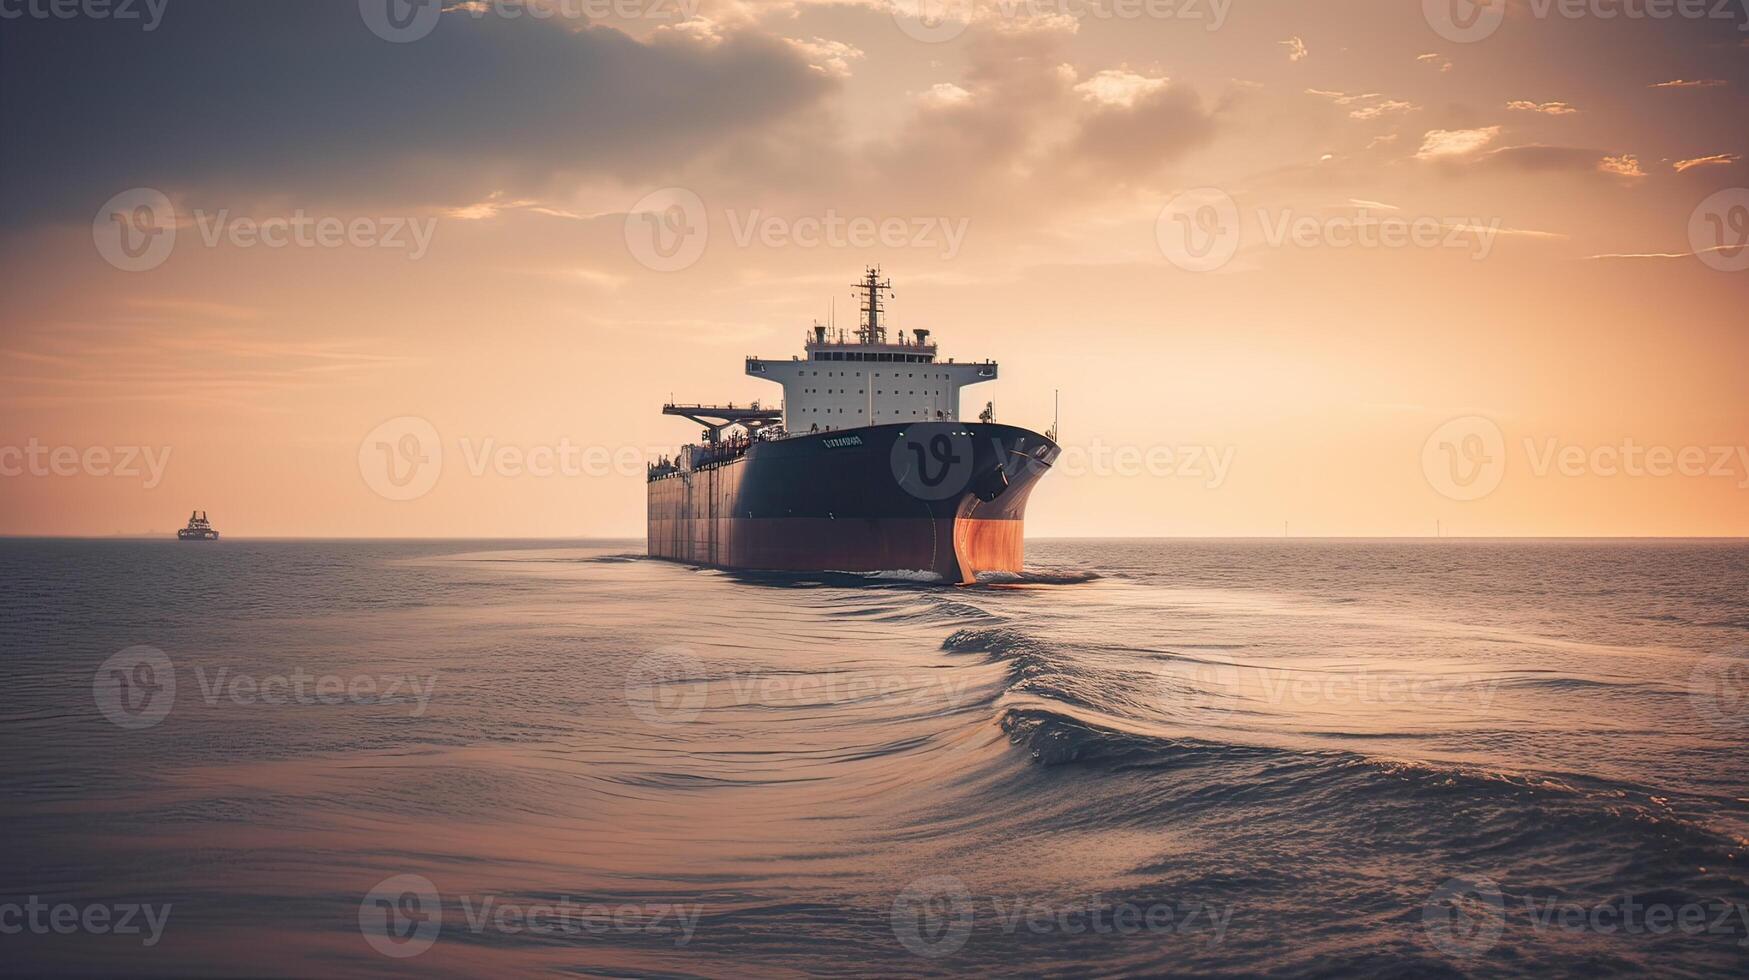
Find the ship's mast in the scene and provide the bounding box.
[854,266,892,344]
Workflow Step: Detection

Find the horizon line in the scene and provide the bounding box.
[7,534,1748,542]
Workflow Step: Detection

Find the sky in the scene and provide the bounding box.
[1,0,1745,537]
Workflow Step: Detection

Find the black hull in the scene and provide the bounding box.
[648,422,1057,583]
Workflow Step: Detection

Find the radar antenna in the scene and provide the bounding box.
[853,266,893,344]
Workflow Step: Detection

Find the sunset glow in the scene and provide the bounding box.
[2,0,1745,538]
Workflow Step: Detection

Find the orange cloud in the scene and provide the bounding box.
[1415,126,1501,160]
[1506,100,1577,115]
[1672,153,1741,172]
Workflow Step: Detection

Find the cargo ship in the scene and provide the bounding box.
[647,268,1058,583]
[177,511,219,540]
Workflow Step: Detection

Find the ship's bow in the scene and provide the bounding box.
[886,422,1058,582]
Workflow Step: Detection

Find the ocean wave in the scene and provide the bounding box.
[992,703,1748,896]
[975,569,1103,586]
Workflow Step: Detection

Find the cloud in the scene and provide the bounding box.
[1281,36,1308,62]
[1672,153,1741,172]
[1415,127,1501,160]
[1480,144,1607,172]
[1306,89,1419,120]
[1587,245,1741,260]
[785,36,864,79]
[1417,52,1452,72]
[1465,144,1647,179]
[1074,70,1169,108]
[1599,154,1645,177]
[842,24,1219,217]
[1649,79,1727,89]
[1063,81,1219,179]
[0,0,836,225]
[1349,100,1417,121]
[1506,100,1577,115]
[918,82,973,109]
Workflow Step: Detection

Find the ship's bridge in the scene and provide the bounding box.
[742,268,996,433]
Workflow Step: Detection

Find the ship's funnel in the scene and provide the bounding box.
[913,328,930,346]
[813,325,826,344]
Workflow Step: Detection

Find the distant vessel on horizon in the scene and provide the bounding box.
[177,511,219,541]
[647,267,1058,583]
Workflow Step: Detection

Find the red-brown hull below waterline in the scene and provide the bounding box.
[646,516,1025,584]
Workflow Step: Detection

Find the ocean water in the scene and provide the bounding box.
[2,538,1746,977]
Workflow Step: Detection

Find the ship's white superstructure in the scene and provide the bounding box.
[742,270,995,433]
